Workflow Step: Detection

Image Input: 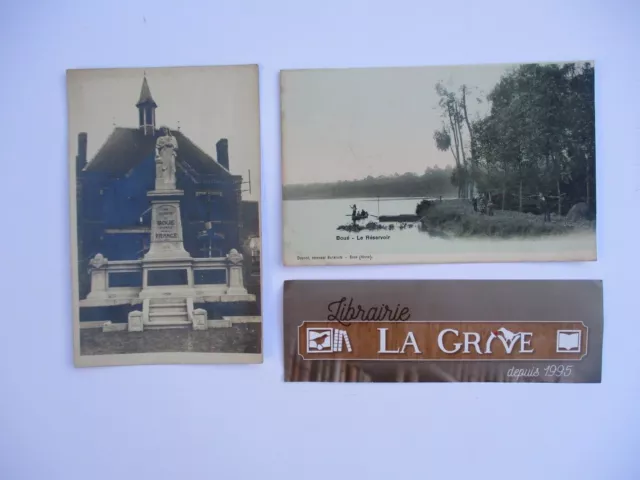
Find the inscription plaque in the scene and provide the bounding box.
[152,205,182,242]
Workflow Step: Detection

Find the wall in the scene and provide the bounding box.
[1,1,639,480]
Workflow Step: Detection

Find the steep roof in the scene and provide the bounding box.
[84,127,232,178]
[136,77,157,107]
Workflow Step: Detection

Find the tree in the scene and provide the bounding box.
[473,62,595,215]
[459,84,480,198]
[566,63,595,211]
[474,116,511,209]
[433,83,472,198]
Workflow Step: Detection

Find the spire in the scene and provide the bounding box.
[136,74,157,135]
[136,75,157,108]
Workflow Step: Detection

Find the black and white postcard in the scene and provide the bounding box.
[68,65,262,366]
[281,62,596,265]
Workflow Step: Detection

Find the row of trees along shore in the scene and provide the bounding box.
[282,165,458,200]
[434,62,595,215]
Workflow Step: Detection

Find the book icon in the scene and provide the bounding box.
[307,328,352,353]
[556,330,582,353]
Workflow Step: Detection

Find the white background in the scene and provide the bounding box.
[1,1,639,478]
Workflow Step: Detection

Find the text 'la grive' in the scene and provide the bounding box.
[377,327,535,355]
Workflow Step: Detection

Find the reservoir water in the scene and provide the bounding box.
[283,197,596,265]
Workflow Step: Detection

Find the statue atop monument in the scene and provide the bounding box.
[155,127,178,190]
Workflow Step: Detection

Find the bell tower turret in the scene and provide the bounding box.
[136,75,157,136]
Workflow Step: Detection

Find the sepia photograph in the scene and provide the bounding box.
[68,65,262,367]
[281,62,596,265]
[284,280,603,383]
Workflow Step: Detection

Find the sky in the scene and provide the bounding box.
[67,65,261,201]
[281,63,519,185]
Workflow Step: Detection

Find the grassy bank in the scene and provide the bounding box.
[421,199,595,238]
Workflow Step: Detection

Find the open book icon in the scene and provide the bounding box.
[556,330,582,353]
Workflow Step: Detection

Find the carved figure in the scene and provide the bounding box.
[155,127,178,188]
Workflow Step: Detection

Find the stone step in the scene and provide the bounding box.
[150,304,188,314]
[150,297,188,305]
[145,321,191,330]
[146,317,190,324]
[146,317,190,327]
[148,312,189,324]
[149,311,188,318]
[150,302,186,308]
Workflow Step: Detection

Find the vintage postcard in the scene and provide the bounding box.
[281,62,597,265]
[284,280,603,383]
[68,65,262,367]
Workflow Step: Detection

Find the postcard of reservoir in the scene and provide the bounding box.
[281,62,597,266]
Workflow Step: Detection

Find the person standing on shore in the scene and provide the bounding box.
[350,204,358,227]
[538,193,551,222]
[486,192,495,216]
[478,194,486,215]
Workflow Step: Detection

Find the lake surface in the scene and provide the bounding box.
[283,197,597,265]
